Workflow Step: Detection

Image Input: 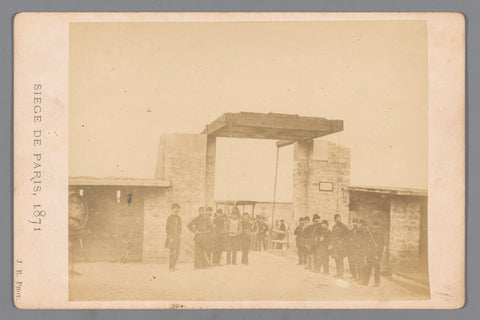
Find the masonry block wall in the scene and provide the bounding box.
[205,135,216,207]
[349,191,392,272]
[69,185,145,262]
[142,188,169,263]
[293,139,351,227]
[389,195,427,272]
[144,133,207,262]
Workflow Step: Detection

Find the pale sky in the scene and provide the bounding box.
[69,21,428,202]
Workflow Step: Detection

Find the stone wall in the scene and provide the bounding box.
[141,188,170,263]
[349,190,392,272]
[293,139,351,227]
[144,133,208,262]
[389,195,427,272]
[69,185,145,262]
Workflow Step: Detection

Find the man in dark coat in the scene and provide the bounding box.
[349,219,369,280]
[294,217,306,265]
[187,207,213,269]
[303,214,319,271]
[241,212,256,265]
[361,221,384,287]
[309,214,323,273]
[331,214,350,278]
[165,203,182,272]
[212,209,226,265]
[316,220,332,275]
[205,206,215,263]
[301,216,313,268]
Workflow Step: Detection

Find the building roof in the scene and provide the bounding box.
[201,112,343,140]
[348,185,427,197]
[69,176,170,187]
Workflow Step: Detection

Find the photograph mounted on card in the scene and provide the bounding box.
[13,12,465,309]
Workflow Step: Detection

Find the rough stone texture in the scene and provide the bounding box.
[389,195,425,272]
[143,133,207,262]
[69,185,145,262]
[205,135,216,206]
[292,140,312,220]
[293,139,351,227]
[141,188,169,263]
[349,190,392,272]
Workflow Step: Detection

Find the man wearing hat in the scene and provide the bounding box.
[331,214,350,278]
[361,221,384,287]
[212,208,226,265]
[205,207,215,264]
[165,203,182,272]
[256,216,269,251]
[310,214,323,272]
[316,220,331,274]
[225,208,242,265]
[241,212,256,265]
[187,206,213,269]
[303,214,320,271]
[294,217,306,265]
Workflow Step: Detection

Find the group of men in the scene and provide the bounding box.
[165,203,270,271]
[294,214,385,287]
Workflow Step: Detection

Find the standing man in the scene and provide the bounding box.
[256,217,269,251]
[310,214,323,273]
[225,208,242,265]
[165,203,182,272]
[294,217,306,265]
[241,212,256,265]
[361,221,384,287]
[301,216,313,268]
[205,207,215,264]
[302,215,318,271]
[187,207,212,269]
[331,214,350,278]
[350,219,368,280]
[212,209,226,265]
[317,220,332,275]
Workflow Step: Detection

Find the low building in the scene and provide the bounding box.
[69,177,170,263]
[68,113,428,275]
[348,186,428,274]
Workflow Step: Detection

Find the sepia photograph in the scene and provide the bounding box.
[67,20,430,302]
[13,12,465,309]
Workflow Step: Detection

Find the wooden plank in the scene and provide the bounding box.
[229,112,335,132]
[276,140,295,147]
[201,112,344,140]
[348,185,427,197]
[214,125,338,140]
[201,114,227,135]
[69,176,171,187]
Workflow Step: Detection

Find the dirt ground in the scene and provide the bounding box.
[69,251,430,301]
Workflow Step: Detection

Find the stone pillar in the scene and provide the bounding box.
[292,139,351,226]
[389,196,422,272]
[292,140,313,219]
[205,135,216,207]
